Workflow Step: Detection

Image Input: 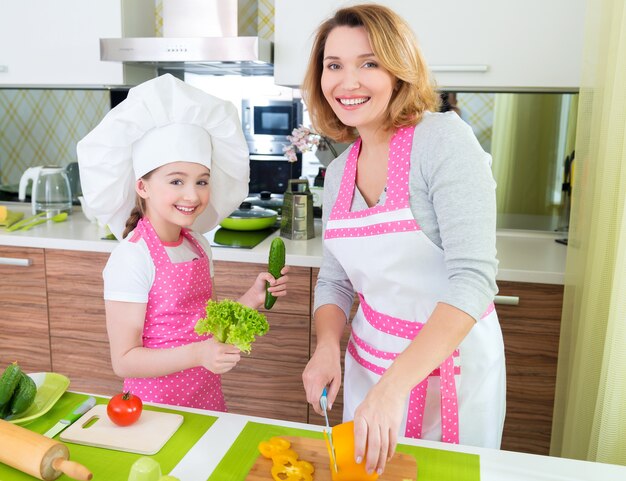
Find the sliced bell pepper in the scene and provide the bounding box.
[258,437,292,458]
[270,456,314,481]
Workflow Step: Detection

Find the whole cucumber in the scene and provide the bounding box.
[0,362,22,407]
[265,237,286,310]
[10,372,37,415]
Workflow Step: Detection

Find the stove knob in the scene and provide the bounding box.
[260,191,272,200]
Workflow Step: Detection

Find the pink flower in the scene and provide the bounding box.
[284,125,337,162]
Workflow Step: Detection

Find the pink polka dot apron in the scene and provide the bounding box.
[123,217,227,411]
[324,126,506,447]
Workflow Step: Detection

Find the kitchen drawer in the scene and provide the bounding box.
[213,261,311,316]
[48,292,107,342]
[222,356,308,423]
[0,246,51,373]
[45,250,109,297]
[50,336,119,396]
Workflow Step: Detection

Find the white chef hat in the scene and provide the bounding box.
[77,74,249,240]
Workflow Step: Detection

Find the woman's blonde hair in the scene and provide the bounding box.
[121,170,155,239]
[302,3,440,143]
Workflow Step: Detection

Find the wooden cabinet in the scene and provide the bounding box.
[213,261,311,423]
[0,0,154,85]
[2,244,564,453]
[45,249,119,395]
[497,281,564,455]
[275,0,584,89]
[0,246,51,373]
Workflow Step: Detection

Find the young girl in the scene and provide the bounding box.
[77,74,289,411]
[301,3,505,475]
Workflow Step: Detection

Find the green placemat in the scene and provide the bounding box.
[0,392,217,481]
[208,421,480,481]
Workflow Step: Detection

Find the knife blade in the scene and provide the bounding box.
[43,396,96,438]
[320,387,338,472]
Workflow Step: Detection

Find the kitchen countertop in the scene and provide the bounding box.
[174,406,626,481]
[0,202,568,284]
[14,391,625,481]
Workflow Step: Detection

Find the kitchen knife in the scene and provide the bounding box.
[43,396,96,438]
[320,387,338,472]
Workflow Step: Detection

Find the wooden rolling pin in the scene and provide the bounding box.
[0,419,92,480]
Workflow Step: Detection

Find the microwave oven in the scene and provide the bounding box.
[242,98,303,143]
[242,98,303,195]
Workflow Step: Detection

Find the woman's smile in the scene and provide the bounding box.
[337,96,371,108]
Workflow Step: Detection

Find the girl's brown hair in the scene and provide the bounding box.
[121,170,155,239]
[301,3,440,143]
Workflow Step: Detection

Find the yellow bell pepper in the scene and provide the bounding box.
[324,421,379,481]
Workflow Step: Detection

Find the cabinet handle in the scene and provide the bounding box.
[0,257,32,267]
[494,295,520,306]
[249,154,290,161]
[430,65,489,73]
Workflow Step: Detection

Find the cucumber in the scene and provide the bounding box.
[0,402,10,420]
[264,237,286,310]
[10,373,37,415]
[0,362,22,407]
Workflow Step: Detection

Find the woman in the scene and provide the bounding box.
[301,4,506,476]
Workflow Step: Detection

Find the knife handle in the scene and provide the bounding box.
[66,396,96,423]
[51,458,93,481]
[320,387,328,411]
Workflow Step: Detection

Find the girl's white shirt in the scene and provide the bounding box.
[103,229,213,303]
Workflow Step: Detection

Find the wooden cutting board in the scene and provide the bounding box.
[246,436,417,481]
[60,404,183,455]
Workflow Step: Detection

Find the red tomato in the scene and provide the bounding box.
[107,391,143,426]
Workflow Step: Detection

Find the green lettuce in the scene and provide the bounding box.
[194,299,269,353]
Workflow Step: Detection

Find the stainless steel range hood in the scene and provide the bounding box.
[100,37,273,76]
[100,0,273,76]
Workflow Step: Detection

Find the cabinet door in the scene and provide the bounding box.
[45,249,118,394]
[213,261,311,422]
[0,247,51,373]
[497,281,564,455]
[275,0,584,89]
[0,0,154,85]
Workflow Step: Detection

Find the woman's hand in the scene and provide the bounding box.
[238,266,290,309]
[195,337,241,374]
[353,379,405,476]
[303,342,342,416]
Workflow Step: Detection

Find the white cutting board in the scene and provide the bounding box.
[60,404,183,455]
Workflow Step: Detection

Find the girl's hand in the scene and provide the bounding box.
[353,380,405,476]
[195,337,241,374]
[302,342,342,416]
[238,266,290,309]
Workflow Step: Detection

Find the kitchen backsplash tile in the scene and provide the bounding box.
[0,89,109,185]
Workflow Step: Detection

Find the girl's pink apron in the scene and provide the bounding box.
[324,126,506,447]
[123,217,226,411]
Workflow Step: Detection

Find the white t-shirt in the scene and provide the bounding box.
[103,230,214,303]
